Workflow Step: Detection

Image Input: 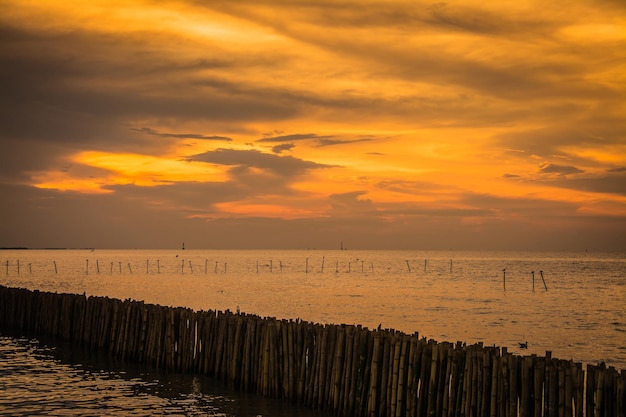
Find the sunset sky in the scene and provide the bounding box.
[1,0,625,250]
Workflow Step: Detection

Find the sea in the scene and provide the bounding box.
[0,249,624,416]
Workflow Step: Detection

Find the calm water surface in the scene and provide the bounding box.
[1,249,625,415]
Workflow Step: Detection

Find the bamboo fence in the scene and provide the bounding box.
[0,285,623,417]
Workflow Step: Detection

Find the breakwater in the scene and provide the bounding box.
[0,285,623,417]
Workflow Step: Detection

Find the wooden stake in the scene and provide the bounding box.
[540,270,548,291]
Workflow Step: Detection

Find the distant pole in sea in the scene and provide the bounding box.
[224,262,227,273]
[270,260,273,273]
[17,260,20,275]
[181,259,184,274]
[256,260,259,273]
[96,260,100,274]
[146,259,149,274]
[321,256,325,273]
[424,259,427,272]
[189,260,193,273]
[280,261,283,273]
[205,259,208,274]
[305,258,308,274]
[119,262,122,273]
[361,260,364,272]
[128,263,132,274]
[157,259,160,274]
[532,271,535,291]
[28,263,32,274]
[53,261,57,274]
[540,270,548,291]
[110,262,113,274]
[215,261,218,274]
[335,261,339,273]
[85,259,88,275]
[503,269,506,291]
[450,259,452,273]
[5,260,8,275]
[406,260,411,273]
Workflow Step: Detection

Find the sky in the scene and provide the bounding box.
[1,0,625,251]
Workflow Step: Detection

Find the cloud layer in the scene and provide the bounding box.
[1,0,624,250]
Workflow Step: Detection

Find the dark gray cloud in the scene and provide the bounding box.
[257,133,332,143]
[271,144,296,154]
[131,127,232,141]
[186,148,336,177]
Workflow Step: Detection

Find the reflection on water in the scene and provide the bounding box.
[0,332,332,417]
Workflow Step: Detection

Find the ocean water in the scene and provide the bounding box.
[1,249,625,415]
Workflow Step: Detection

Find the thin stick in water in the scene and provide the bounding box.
[540,270,548,291]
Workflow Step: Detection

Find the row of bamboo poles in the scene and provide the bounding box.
[0,285,623,417]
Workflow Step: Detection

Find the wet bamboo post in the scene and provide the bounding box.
[215,261,218,273]
[335,261,339,273]
[348,262,351,273]
[157,259,160,273]
[361,260,364,273]
[119,262,122,273]
[5,260,7,275]
[450,259,453,272]
[189,260,193,273]
[532,271,535,291]
[181,259,185,274]
[224,262,227,273]
[146,259,149,274]
[128,263,133,274]
[406,260,411,273]
[110,262,113,274]
[96,260,100,273]
[540,270,548,291]
[205,259,208,274]
[53,260,57,274]
[305,258,308,274]
[424,259,427,272]
[256,260,259,273]
[503,269,506,291]
[17,259,20,275]
[321,256,325,273]
[270,260,273,273]
[85,259,88,275]
[280,261,283,273]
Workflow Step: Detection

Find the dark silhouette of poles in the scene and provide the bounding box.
[321,256,325,273]
[157,260,160,274]
[17,260,20,275]
[128,263,133,274]
[205,259,208,274]
[110,262,114,274]
[305,258,308,274]
[96,260,100,273]
[406,260,411,273]
[424,259,427,272]
[532,271,535,291]
[85,259,88,275]
[540,270,548,291]
[503,269,506,291]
